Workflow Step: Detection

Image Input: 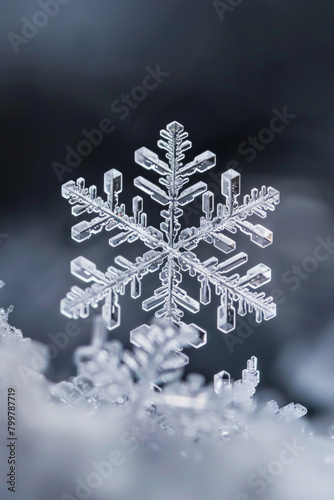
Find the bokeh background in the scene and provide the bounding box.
[1,0,334,418]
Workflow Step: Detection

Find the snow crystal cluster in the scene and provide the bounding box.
[50,316,307,438]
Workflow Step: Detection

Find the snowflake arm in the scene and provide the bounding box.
[62,171,164,249]
[179,251,276,332]
[177,172,280,252]
[264,400,307,422]
[61,250,166,329]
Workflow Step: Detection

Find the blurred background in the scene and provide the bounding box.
[0,0,334,418]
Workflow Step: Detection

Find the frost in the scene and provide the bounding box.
[0,305,25,346]
[0,282,25,347]
[61,121,279,340]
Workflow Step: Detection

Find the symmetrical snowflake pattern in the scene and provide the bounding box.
[61,121,280,342]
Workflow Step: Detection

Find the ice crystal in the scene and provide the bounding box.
[50,317,198,411]
[50,318,306,441]
[61,121,279,340]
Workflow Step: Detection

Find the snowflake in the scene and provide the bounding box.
[61,121,280,342]
[50,317,307,440]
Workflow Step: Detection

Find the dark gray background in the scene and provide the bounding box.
[1,0,334,417]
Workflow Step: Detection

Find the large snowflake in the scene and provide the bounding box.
[61,121,279,343]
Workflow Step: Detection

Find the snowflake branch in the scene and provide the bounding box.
[179,251,276,332]
[62,176,165,249]
[177,184,280,251]
[61,250,167,329]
